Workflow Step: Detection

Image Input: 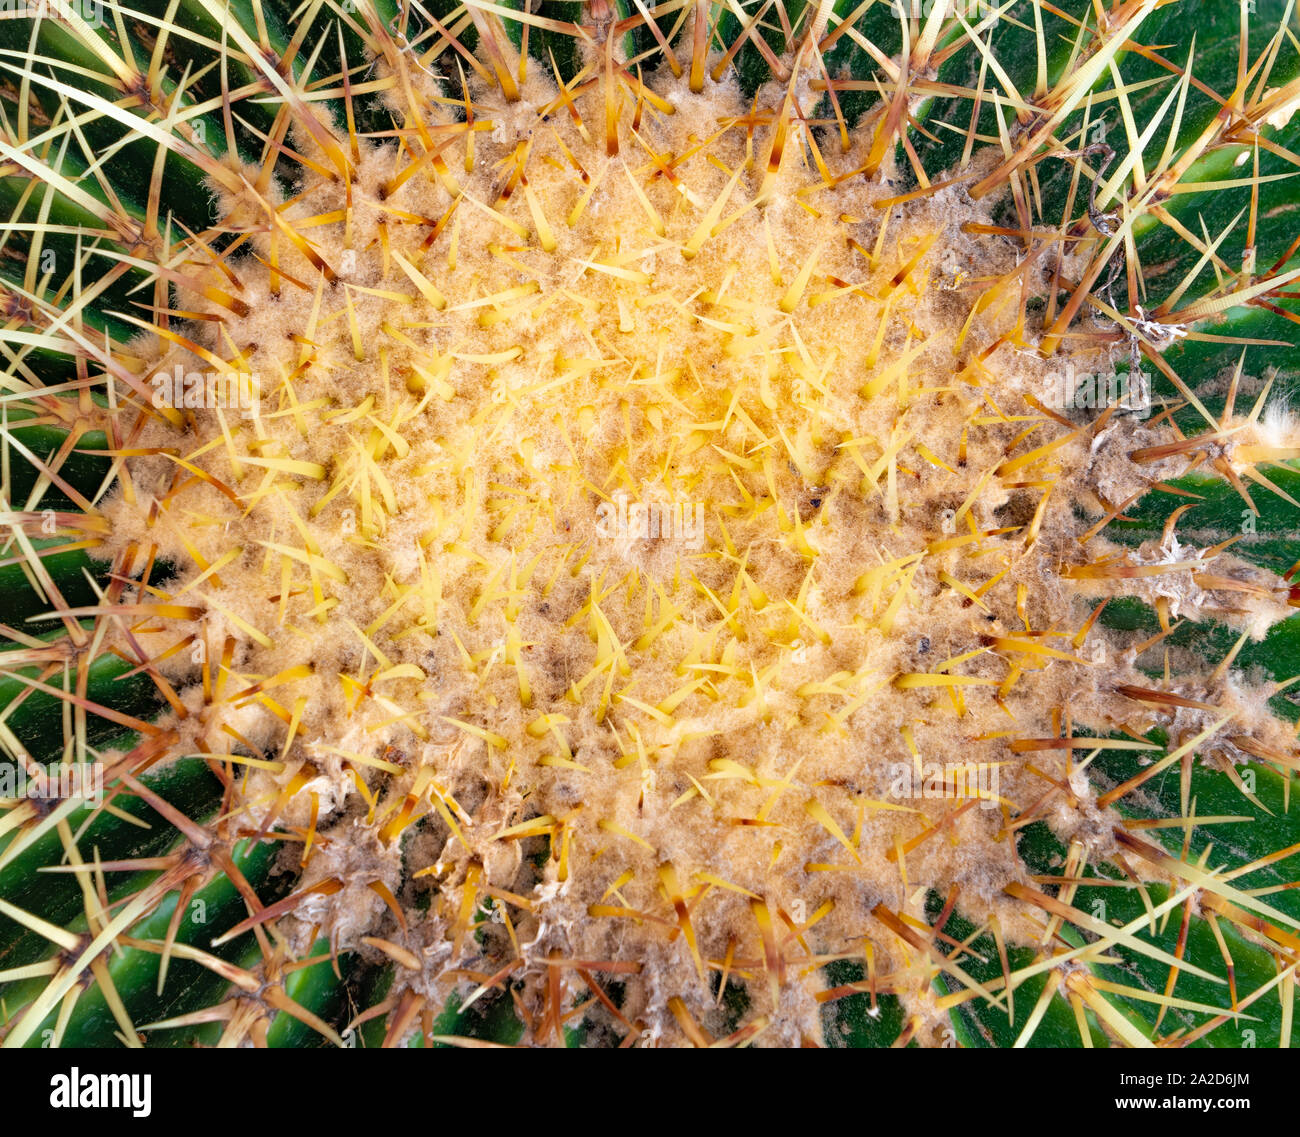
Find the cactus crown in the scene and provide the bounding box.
[0,0,1299,1048]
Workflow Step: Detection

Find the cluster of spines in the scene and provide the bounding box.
[0,0,1296,1047]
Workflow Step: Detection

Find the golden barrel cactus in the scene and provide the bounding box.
[0,0,1298,1049]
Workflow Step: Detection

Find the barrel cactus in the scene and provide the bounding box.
[1,0,1299,1049]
